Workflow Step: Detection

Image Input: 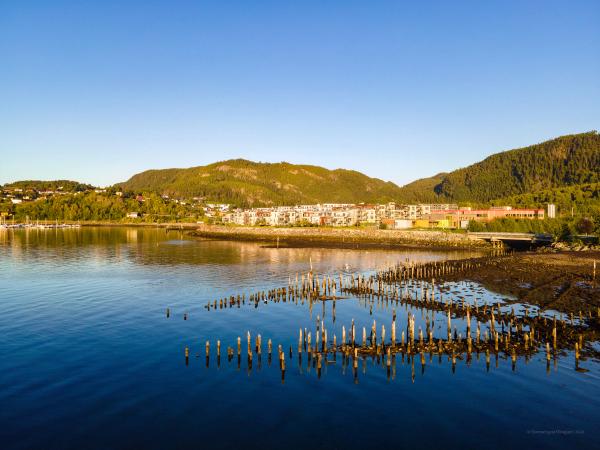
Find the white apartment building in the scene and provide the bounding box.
[219,202,459,227]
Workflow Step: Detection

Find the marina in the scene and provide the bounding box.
[0,219,81,230]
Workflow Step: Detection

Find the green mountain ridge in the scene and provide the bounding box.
[5,132,599,212]
[397,131,600,204]
[118,159,405,207]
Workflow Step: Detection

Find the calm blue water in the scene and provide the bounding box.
[1,227,598,450]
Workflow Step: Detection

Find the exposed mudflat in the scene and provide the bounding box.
[440,251,600,314]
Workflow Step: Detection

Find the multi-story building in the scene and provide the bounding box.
[430,207,545,229]
[220,203,544,228]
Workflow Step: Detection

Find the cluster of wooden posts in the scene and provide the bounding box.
[203,270,347,311]
[182,305,596,382]
[202,255,501,312]
[181,298,598,379]
[375,255,501,284]
[177,254,598,379]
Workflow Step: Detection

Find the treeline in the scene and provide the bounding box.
[491,183,600,215]
[3,180,94,192]
[0,192,201,222]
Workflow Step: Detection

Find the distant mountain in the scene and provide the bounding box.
[396,131,600,204]
[118,159,405,207]
[7,132,598,210]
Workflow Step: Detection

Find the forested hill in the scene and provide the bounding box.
[118,159,405,207]
[6,132,599,209]
[3,180,94,192]
[397,131,600,203]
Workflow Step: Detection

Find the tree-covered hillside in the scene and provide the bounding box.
[124,132,599,207]
[491,183,600,215]
[119,159,404,207]
[4,132,599,219]
[394,173,447,203]
[397,131,600,203]
[1,191,198,222]
[3,180,94,192]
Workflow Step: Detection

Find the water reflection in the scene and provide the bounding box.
[0,227,484,287]
[1,226,599,450]
[1,226,483,265]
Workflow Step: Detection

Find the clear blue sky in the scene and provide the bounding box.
[1,0,598,187]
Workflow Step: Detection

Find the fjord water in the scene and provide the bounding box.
[1,228,598,450]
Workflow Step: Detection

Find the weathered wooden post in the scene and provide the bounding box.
[386,347,391,378]
[511,348,516,371]
[494,332,499,353]
[317,353,322,378]
[451,351,456,374]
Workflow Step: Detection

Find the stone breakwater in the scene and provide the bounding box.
[192,224,490,249]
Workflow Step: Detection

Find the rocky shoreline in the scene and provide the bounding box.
[437,251,600,314]
[191,224,491,250]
